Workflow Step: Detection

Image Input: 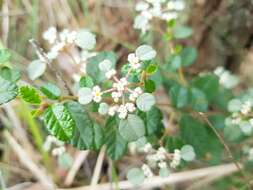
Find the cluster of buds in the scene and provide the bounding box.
[214,66,239,89]
[78,45,157,119]
[134,0,185,33]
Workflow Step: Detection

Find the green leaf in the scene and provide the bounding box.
[180,115,209,157]
[43,103,75,141]
[0,76,18,105]
[159,168,170,177]
[19,86,41,104]
[0,49,11,64]
[180,46,197,66]
[180,145,196,161]
[191,74,219,101]
[40,83,61,100]
[127,168,145,185]
[164,136,185,153]
[98,102,109,115]
[212,87,233,111]
[104,117,127,160]
[173,26,193,39]
[208,115,226,130]
[0,67,21,82]
[136,45,156,61]
[65,101,94,149]
[142,107,163,136]
[136,93,155,112]
[169,84,189,109]
[93,123,104,150]
[78,87,93,105]
[224,124,243,142]
[79,75,94,88]
[146,64,157,75]
[119,114,145,142]
[98,59,112,72]
[171,55,181,70]
[189,88,208,112]
[144,79,156,93]
[75,30,96,50]
[28,60,46,80]
[87,51,117,83]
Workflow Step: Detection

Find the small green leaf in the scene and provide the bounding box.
[0,76,18,105]
[98,59,112,72]
[144,79,156,93]
[173,26,193,39]
[127,168,145,185]
[0,49,11,64]
[164,136,185,153]
[40,83,61,100]
[119,114,145,142]
[87,51,117,83]
[159,168,170,177]
[136,93,155,112]
[136,45,156,61]
[181,47,197,67]
[0,67,21,82]
[98,102,109,115]
[78,87,93,105]
[44,103,75,141]
[75,30,96,50]
[180,145,196,161]
[171,55,181,70]
[28,60,46,80]
[189,88,208,112]
[79,75,94,88]
[104,117,127,160]
[146,64,157,75]
[19,86,41,104]
[169,85,189,109]
[93,123,104,150]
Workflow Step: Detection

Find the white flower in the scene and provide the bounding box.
[105,69,116,79]
[141,10,153,20]
[128,53,141,70]
[125,102,136,112]
[67,31,77,43]
[113,78,128,92]
[43,27,57,44]
[241,101,252,115]
[111,91,122,103]
[129,87,143,101]
[108,105,119,116]
[170,149,181,168]
[92,86,102,103]
[52,146,66,156]
[158,161,167,169]
[118,105,128,119]
[142,164,153,178]
[143,143,152,153]
[136,2,150,11]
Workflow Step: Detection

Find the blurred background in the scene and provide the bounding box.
[1,0,253,190]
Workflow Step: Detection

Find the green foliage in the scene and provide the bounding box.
[144,79,156,93]
[173,25,193,39]
[136,93,155,112]
[0,67,21,82]
[0,49,11,64]
[43,103,75,141]
[75,29,96,50]
[127,168,145,185]
[169,84,189,109]
[79,75,94,88]
[27,60,46,80]
[0,75,18,105]
[65,101,94,149]
[180,46,197,67]
[19,86,41,104]
[104,117,127,160]
[180,145,196,161]
[135,45,156,61]
[119,114,145,142]
[40,83,61,100]
[86,51,117,83]
[164,136,185,153]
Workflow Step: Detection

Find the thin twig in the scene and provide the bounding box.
[198,112,252,189]
[3,130,55,190]
[58,163,238,190]
[29,39,73,95]
[90,146,106,186]
[64,151,90,186]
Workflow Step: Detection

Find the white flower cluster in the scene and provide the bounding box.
[226,99,253,135]
[43,135,65,156]
[78,46,156,119]
[139,143,181,176]
[214,66,239,89]
[170,149,181,168]
[134,0,185,33]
